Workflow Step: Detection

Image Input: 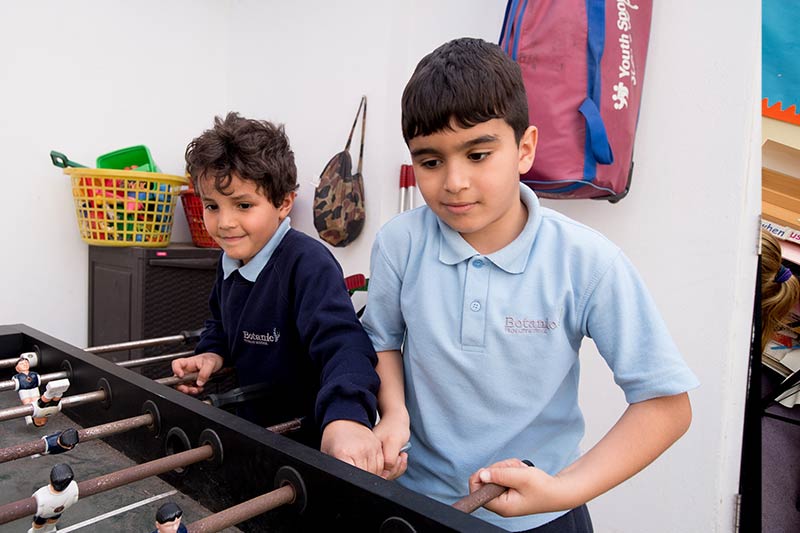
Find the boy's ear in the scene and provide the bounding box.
[278,191,297,219]
[518,126,538,175]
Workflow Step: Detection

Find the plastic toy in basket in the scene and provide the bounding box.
[180,185,219,248]
[64,167,188,247]
[96,145,161,173]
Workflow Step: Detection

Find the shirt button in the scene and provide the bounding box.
[470,300,481,312]
[472,259,484,268]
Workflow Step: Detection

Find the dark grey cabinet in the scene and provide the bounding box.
[88,243,219,366]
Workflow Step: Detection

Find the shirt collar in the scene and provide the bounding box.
[437,184,542,274]
[222,217,292,281]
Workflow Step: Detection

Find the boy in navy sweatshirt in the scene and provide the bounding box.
[172,112,384,475]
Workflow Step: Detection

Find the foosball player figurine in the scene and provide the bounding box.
[31,379,70,427]
[12,357,41,426]
[152,502,187,533]
[29,463,79,533]
[42,428,80,455]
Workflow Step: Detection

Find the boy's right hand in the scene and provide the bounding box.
[373,409,410,480]
[171,352,224,395]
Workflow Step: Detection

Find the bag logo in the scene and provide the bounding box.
[612,82,630,109]
[243,329,281,346]
[615,0,639,111]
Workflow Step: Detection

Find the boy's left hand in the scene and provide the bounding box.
[468,459,572,517]
[321,419,384,476]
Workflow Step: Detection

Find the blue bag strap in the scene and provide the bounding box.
[582,0,613,179]
[580,98,613,165]
[511,0,529,60]
[499,0,514,48]
[501,0,520,54]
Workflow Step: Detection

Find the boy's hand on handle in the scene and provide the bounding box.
[171,352,224,395]
[373,409,410,480]
[468,459,572,517]
[321,419,384,476]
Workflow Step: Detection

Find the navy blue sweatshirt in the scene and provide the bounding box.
[195,228,379,437]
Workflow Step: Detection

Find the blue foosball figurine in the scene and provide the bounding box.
[152,501,187,533]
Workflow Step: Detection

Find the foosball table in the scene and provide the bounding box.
[0,324,505,532]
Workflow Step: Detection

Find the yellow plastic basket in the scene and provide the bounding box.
[64,167,189,247]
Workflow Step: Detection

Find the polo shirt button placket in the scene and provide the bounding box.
[462,256,489,350]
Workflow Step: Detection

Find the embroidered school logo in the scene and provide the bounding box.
[504,316,558,335]
[242,328,281,346]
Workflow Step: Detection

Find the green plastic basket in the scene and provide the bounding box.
[96,145,160,173]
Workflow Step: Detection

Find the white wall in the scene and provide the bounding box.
[0,1,758,532]
[0,1,231,344]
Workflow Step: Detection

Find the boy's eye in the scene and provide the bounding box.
[420,159,441,169]
[468,152,490,162]
[203,204,218,211]
[238,203,252,210]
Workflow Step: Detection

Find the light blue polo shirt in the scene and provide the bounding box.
[362,184,699,531]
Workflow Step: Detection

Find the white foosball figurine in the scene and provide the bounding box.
[19,351,39,367]
[29,463,79,533]
[31,379,70,427]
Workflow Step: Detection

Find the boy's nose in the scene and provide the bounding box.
[443,163,470,193]
[217,209,237,229]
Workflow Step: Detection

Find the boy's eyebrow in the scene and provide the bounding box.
[199,192,256,201]
[410,134,500,158]
[458,134,500,150]
[227,193,257,201]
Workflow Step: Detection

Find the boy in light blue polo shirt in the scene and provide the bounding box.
[362,38,699,532]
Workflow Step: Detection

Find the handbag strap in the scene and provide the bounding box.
[344,96,367,175]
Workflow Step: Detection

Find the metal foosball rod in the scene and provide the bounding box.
[0,371,212,423]
[0,444,215,525]
[117,349,194,368]
[0,352,37,370]
[266,417,303,435]
[0,328,203,369]
[0,413,154,464]
[187,485,296,533]
[452,484,508,514]
[0,412,300,464]
[451,460,535,514]
[0,350,195,393]
[85,328,204,354]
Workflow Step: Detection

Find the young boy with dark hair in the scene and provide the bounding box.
[363,38,699,531]
[173,112,384,474]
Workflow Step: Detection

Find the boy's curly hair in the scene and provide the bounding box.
[401,37,529,143]
[185,112,298,207]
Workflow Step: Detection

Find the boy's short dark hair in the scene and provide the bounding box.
[185,112,298,207]
[155,502,183,524]
[401,37,529,143]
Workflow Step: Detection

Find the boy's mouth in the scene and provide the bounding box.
[442,202,476,214]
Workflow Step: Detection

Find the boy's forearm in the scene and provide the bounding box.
[375,350,406,418]
[555,392,692,509]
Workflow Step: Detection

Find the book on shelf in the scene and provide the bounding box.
[762,218,800,245]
